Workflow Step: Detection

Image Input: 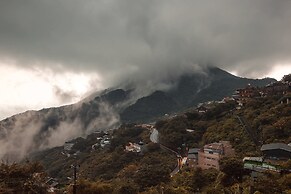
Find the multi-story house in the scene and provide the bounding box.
[262,82,290,96]
[198,141,235,170]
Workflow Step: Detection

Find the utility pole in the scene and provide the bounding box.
[73,164,77,194]
[71,164,79,194]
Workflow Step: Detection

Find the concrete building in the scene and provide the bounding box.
[198,141,235,170]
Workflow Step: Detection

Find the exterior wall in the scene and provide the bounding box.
[197,141,235,170]
[237,86,260,99]
[187,158,198,168]
[220,141,235,156]
[198,150,220,170]
[280,97,290,104]
[186,153,198,168]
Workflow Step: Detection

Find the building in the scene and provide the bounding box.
[46,177,59,193]
[222,97,235,103]
[186,148,199,167]
[64,142,74,151]
[100,138,110,148]
[279,94,291,104]
[198,141,235,170]
[236,84,261,101]
[197,106,208,113]
[125,142,141,153]
[262,82,290,96]
[261,143,291,160]
[243,157,279,172]
[235,85,261,106]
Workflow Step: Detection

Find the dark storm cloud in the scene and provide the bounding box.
[1,0,291,85]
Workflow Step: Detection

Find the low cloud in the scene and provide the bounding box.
[0,65,102,120]
[0,101,120,161]
[53,86,79,104]
[0,0,291,86]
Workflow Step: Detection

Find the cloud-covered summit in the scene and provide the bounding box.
[1,0,291,86]
[1,0,291,120]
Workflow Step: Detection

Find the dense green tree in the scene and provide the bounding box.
[219,157,244,186]
[133,164,170,190]
[147,142,160,152]
[253,174,282,194]
[113,179,139,194]
[0,161,48,193]
[74,179,113,194]
[278,173,291,193]
[172,167,219,193]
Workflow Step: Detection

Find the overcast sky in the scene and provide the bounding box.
[1,0,291,120]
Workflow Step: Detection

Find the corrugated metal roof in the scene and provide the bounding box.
[261,143,291,152]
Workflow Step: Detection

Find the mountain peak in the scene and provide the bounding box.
[0,68,276,161]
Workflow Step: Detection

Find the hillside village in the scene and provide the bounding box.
[0,74,290,193]
[175,74,291,171]
[2,0,291,193]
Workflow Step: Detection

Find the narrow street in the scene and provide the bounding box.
[150,128,159,143]
[150,128,184,177]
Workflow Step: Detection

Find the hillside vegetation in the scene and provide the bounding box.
[21,94,290,193]
[158,97,290,154]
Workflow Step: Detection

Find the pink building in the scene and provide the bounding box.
[198,141,235,170]
[125,142,141,153]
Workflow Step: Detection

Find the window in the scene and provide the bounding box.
[206,157,214,160]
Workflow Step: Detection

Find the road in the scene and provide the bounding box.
[170,163,180,177]
[149,128,183,177]
[150,128,159,143]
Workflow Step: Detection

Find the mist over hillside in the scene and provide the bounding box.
[0,67,275,161]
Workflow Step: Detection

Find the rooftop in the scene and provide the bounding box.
[204,142,223,151]
[261,143,291,152]
[243,157,263,162]
[188,148,199,154]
